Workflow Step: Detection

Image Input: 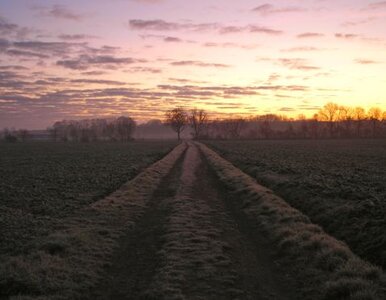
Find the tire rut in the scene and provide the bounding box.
[145,143,296,299]
[91,143,297,299]
[198,149,298,300]
[89,150,186,300]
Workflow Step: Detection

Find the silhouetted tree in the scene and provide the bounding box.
[189,109,208,140]
[165,108,188,141]
[2,128,18,143]
[68,122,79,141]
[48,126,58,141]
[337,106,353,137]
[285,123,296,138]
[368,107,382,137]
[318,102,339,137]
[227,118,246,139]
[298,114,309,138]
[17,129,30,142]
[115,116,136,141]
[353,107,366,138]
[48,116,136,142]
[45,102,384,141]
[259,120,273,139]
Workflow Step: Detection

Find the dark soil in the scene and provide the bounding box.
[89,151,185,299]
[90,144,298,299]
[195,151,297,300]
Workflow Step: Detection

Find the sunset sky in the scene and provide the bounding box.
[1,0,385,129]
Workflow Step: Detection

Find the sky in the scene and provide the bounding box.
[0,0,386,129]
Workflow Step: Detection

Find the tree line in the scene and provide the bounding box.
[0,128,30,143]
[164,103,386,140]
[48,116,136,142]
[1,102,385,142]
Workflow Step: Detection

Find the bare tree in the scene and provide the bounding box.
[17,129,30,142]
[368,107,382,137]
[382,112,386,138]
[353,107,366,138]
[310,114,319,139]
[285,123,296,138]
[2,128,18,143]
[115,116,136,141]
[68,122,79,141]
[165,108,188,141]
[227,118,246,139]
[48,126,58,141]
[48,116,136,142]
[337,106,354,137]
[259,120,273,139]
[318,102,339,137]
[189,109,208,140]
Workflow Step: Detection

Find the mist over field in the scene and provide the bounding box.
[1,1,386,299]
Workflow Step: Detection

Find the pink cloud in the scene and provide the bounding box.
[297,32,325,39]
[252,4,306,16]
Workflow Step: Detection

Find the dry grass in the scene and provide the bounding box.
[197,142,386,300]
[205,139,386,270]
[0,143,187,300]
[0,141,178,259]
[145,144,242,300]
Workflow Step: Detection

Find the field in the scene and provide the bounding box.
[0,141,177,257]
[1,140,386,300]
[205,139,386,270]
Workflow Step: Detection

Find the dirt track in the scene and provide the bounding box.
[91,143,297,300]
[3,142,384,300]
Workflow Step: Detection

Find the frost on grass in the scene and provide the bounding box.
[197,142,386,300]
[0,143,187,300]
[206,140,386,271]
[145,144,242,300]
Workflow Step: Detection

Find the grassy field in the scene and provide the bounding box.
[0,140,177,257]
[205,139,386,270]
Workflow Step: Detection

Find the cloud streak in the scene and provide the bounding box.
[129,19,283,35]
[57,55,146,70]
[297,32,325,39]
[365,1,386,10]
[335,33,359,39]
[1,0,385,129]
[279,58,320,71]
[130,0,164,3]
[252,4,306,16]
[170,60,231,68]
[281,47,323,52]
[58,34,98,40]
[355,59,381,64]
[0,16,31,38]
[32,5,85,21]
[257,57,320,71]
[203,42,258,49]
[6,49,49,59]
[139,34,185,42]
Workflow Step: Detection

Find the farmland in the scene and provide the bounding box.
[205,139,386,270]
[0,141,177,257]
[1,141,386,299]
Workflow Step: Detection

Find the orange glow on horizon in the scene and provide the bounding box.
[0,0,385,129]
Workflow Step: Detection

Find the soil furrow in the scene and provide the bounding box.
[196,150,297,300]
[145,143,239,299]
[2,142,385,300]
[145,143,296,299]
[89,148,186,300]
[0,143,187,300]
[197,141,386,300]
